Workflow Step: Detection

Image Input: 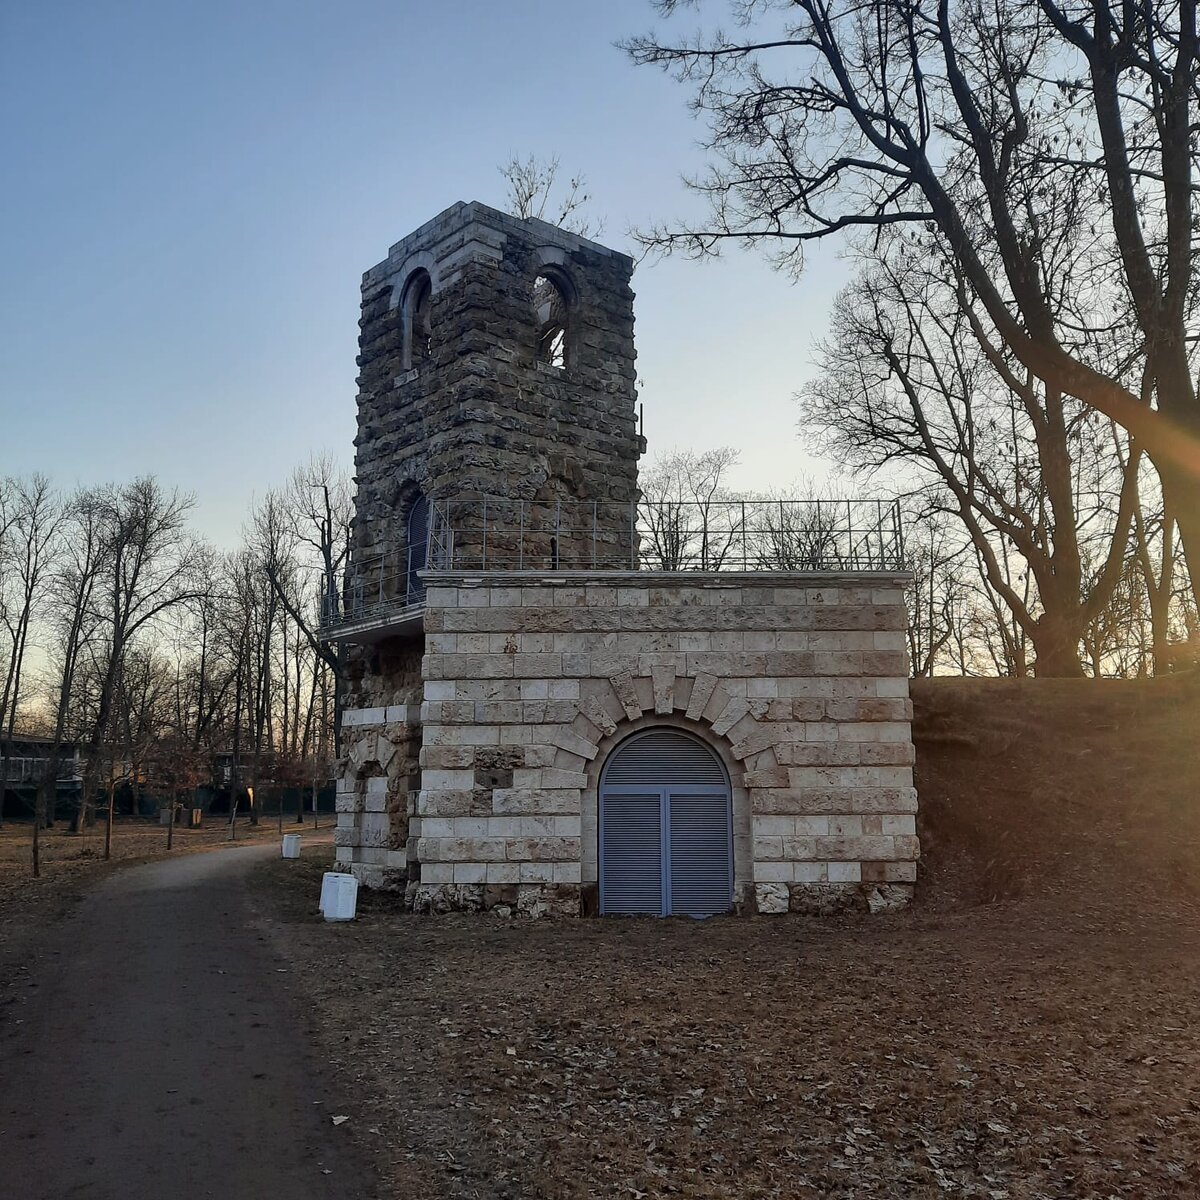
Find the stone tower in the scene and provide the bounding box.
[330,203,918,915]
[352,201,644,580]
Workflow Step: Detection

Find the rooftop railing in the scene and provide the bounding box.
[319,497,905,635]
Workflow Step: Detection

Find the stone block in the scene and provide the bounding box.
[729,725,778,759]
[686,652,768,677]
[580,695,618,737]
[489,586,524,607]
[608,671,643,721]
[711,696,749,737]
[838,721,911,743]
[475,701,524,725]
[743,765,789,788]
[753,835,784,860]
[651,664,676,715]
[424,586,459,608]
[752,816,796,836]
[754,882,790,913]
[812,652,864,676]
[418,789,478,817]
[515,653,563,677]
[859,742,916,766]
[860,651,909,675]
[512,767,588,790]
[504,836,581,862]
[492,787,581,815]
[342,706,387,728]
[426,653,514,680]
[456,633,491,654]
[545,725,599,760]
[792,861,829,883]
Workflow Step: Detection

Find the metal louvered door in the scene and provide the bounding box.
[668,791,734,917]
[599,730,733,918]
[598,791,663,915]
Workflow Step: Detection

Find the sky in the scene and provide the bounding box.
[0,0,850,548]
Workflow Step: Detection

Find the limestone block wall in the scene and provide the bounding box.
[409,571,918,916]
[334,701,422,889]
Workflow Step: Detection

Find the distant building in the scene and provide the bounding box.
[0,735,83,817]
[322,202,918,917]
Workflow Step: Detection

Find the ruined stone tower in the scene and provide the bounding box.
[329,202,919,916]
[352,201,643,584]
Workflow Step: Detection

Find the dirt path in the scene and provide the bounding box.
[0,841,378,1200]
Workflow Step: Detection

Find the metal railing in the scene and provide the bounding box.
[319,497,905,635]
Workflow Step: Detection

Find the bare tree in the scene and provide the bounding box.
[273,455,349,753]
[626,0,1200,605]
[500,154,603,237]
[76,479,202,857]
[805,254,1140,674]
[33,489,108,872]
[0,476,65,824]
[639,447,743,568]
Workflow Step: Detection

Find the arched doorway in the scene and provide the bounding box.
[599,729,733,917]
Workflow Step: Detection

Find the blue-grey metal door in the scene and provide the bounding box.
[599,730,733,917]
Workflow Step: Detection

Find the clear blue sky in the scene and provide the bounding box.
[1,0,846,546]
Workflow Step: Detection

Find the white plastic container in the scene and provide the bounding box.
[281,833,302,859]
[318,871,339,915]
[320,871,358,921]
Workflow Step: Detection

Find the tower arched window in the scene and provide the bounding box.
[405,492,430,602]
[533,270,572,369]
[401,270,433,369]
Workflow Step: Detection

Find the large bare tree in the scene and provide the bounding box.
[806,252,1141,674]
[627,0,1200,605]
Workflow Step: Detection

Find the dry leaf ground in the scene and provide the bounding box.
[220,676,1200,1196]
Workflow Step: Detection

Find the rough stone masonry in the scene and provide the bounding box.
[330,202,919,916]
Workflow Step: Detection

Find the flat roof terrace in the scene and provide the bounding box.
[319,497,907,645]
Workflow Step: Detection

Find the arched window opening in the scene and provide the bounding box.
[402,270,433,369]
[533,272,570,369]
[405,493,430,602]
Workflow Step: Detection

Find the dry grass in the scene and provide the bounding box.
[256,676,1200,1200]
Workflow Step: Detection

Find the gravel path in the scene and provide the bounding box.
[0,841,377,1200]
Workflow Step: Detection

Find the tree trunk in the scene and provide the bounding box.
[104,784,114,860]
[1169,478,1200,615]
[32,781,43,878]
[1031,615,1086,678]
